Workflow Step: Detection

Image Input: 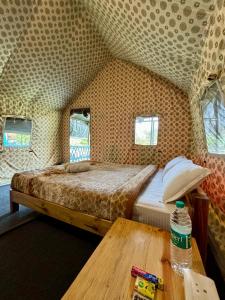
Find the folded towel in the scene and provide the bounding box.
[65,162,90,173]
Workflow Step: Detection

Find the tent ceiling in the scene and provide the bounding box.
[84,0,216,91]
[0,0,216,110]
[0,0,111,110]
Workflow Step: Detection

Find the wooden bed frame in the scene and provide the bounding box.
[10,187,209,263]
[10,190,112,236]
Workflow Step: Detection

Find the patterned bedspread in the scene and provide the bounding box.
[11,162,157,221]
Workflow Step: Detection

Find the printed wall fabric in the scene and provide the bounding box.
[0,0,111,110]
[0,0,111,180]
[208,202,225,279]
[0,0,217,106]
[83,0,215,91]
[0,102,62,179]
[189,0,225,272]
[63,59,192,167]
[190,0,225,213]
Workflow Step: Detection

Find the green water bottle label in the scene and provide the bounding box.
[171,228,191,249]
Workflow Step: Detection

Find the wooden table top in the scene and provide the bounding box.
[62,218,205,300]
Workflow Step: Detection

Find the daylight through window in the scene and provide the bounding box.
[3,117,32,148]
[70,111,90,162]
[202,81,225,155]
[135,116,159,146]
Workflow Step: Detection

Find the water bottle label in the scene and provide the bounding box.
[171,228,191,249]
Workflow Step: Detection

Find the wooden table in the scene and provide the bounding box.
[62,218,205,300]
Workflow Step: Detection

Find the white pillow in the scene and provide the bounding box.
[163,156,188,177]
[163,160,210,203]
[65,162,90,173]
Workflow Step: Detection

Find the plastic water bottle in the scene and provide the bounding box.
[170,200,192,276]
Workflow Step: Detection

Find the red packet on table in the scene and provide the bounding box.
[131,266,164,291]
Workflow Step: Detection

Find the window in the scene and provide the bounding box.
[70,109,90,162]
[3,117,32,148]
[202,81,225,155]
[135,116,159,146]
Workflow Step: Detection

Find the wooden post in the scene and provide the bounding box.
[185,187,209,265]
[10,189,19,213]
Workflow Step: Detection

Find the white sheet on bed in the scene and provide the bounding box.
[132,169,175,231]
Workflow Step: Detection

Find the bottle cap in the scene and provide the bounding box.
[176,200,185,208]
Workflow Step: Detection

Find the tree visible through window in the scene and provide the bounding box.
[202,81,225,155]
[70,110,90,162]
[135,116,159,146]
[3,117,32,148]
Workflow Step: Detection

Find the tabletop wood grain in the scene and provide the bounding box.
[62,218,205,300]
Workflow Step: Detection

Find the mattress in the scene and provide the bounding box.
[11,161,157,221]
[133,169,175,231]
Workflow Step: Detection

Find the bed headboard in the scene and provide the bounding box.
[185,187,209,264]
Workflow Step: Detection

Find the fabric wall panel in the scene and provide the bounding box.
[63,59,192,167]
[0,0,111,181]
[0,103,62,179]
[189,0,225,274]
[190,1,225,214]
[83,0,215,91]
[0,0,111,110]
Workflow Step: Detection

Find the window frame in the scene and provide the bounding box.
[2,115,33,149]
[133,114,160,147]
[201,80,225,157]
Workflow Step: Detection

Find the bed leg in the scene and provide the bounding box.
[10,190,19,213]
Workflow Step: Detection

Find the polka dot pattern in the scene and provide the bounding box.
[0,0,110,110]
[0,103,63,178]
[190,1,225,212]
[83,0,215,91]
[62,59,192,167]
[0,1,224,251]
[0,0,110,179]
[208,202,225,279]
[190,1,225,270]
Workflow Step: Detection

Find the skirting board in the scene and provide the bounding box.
[10,190,112,236]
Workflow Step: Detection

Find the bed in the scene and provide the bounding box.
[132,168,209,262]
[133,169,176,231]
[10,159,209,261]
[10,162,157,235]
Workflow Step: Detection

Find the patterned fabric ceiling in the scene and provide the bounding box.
[0,0,111,110]
[0,0,217,110]
[84,0,216,91]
